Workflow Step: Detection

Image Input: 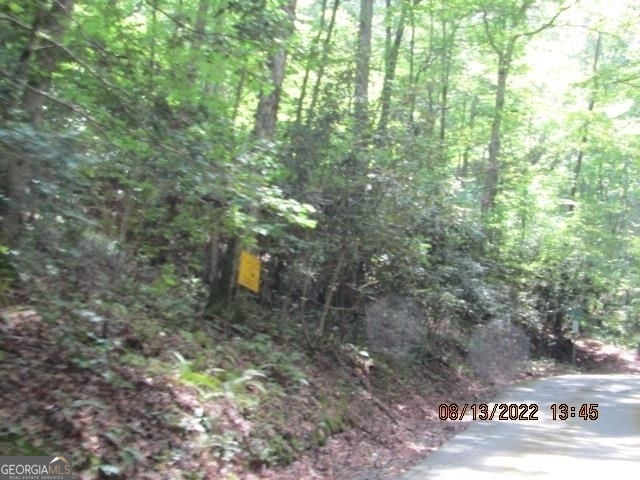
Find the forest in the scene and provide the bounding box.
[1,0,639,478]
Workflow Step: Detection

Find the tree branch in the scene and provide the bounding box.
[519,0,577,38]
[482,10,501,55]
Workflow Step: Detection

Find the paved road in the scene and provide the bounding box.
[398,374,640,479]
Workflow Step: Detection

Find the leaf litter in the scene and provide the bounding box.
[1,307,638,479]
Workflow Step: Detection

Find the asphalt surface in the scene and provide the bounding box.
[398,374,640,479]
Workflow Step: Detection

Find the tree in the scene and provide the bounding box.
[0,0,74,245]
[354,0,374,135]
[568,32,601,211]
[0,0,638,356]
[254,0,297,140]
[377,0,408,139]
[478,0,572,214]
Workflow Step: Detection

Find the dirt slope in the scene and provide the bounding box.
[1,307,637,479]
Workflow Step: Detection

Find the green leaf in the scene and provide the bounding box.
[8,2,23,13]
[291,215,317,229]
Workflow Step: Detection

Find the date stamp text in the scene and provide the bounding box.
[438,403,599,421]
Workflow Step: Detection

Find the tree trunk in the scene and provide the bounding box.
[206,236,237,312]
[20,0,74,126]
[377,0,407,139]
[569,32,601,212]
[295,0,329,125]
[306,0,340,127]
[407,8,416,132]
[481,42,514,214]
[1,0,74,246]
[459,95,478,177]
[479,0,571,214]
[438,18,459,147]
[354,0,374,134]
[253,0,297,140]
[254,49,287,140]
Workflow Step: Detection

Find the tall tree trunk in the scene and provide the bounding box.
[20,0,74,126]
[253,49,287,140]
[569,32,601,212]
[481,42,514,214]
[479,0,571,214]
[306,0,340,127]
[459,94,478,177]
[354,0,374,135]
[1,0,74,246]
[438,17,459,146]
[377,0,407,139]
[253,0,297,140]
[208,1,297,312]
[295,0,329,125]
[407,6,415,131]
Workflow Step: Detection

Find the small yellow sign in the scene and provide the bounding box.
[237,251,261,293]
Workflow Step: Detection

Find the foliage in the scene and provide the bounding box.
[0,0,639,369]
[1,2,640,477]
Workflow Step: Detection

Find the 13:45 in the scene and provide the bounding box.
[550,403,599,420]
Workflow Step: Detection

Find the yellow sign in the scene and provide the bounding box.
[237,251,261,293]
